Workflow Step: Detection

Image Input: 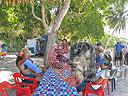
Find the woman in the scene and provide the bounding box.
[61,39,70,64]
[16,48,45,82]
[16,55,36,78]
[76,58,108,92]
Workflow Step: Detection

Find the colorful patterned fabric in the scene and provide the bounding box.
[52,64,71,79]
[51,64,81,87]
[34,68,79,96]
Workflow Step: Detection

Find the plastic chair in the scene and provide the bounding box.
[13,72,38,94]
[13,85,31,96]
[0,81,31,96]
[82,79,110,96]
[0,81,12,96]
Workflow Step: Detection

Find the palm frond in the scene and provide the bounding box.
[105,0,128,34]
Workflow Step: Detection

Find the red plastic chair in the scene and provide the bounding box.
[0,81,31,96]
[13,72,38,94]
[82,79,110,96]
[0,81,12,96]
[13,86,31,96]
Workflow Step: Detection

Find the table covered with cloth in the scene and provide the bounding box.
[33,68,79,96]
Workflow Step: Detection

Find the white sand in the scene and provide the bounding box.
[111,77,128,96]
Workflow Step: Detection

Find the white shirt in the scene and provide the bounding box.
[91,69,106,90]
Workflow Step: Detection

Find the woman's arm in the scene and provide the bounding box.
[17,56,27,65]
[17,48,30,65]
[16,64,31,75]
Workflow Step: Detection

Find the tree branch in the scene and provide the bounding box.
[48,0,71,33]
[41,0,48,31]
[31,2,43,24]
[0,0,2,4]
[78,0,86,13]
[68,11,86,16]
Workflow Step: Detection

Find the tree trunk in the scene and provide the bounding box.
[44,0,71,67]
[31,0,71,67]
[44,32,56,67]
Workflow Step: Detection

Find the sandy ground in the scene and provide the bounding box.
[0,55,43,83]
[0,54,128,96]
[110,77,128,96]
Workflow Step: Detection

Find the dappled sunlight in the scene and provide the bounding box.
[0,70,14,83]
[6,54,17,58]
[4,59,16,63]
[1,68,5,70]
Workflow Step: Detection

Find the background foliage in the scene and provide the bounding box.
[0,0,128,51]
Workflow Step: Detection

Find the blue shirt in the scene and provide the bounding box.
[23,58,42,74]
[96,56,101,63]
[114,43,124,52]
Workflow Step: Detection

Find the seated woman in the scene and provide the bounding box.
[16,55,37,84]
[61,39,70,64]
[18,48,45,75]
[76,58,109,93]
[16,48,46,83]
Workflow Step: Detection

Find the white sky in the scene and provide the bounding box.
[104,25,128,39]
[104,4,128,39]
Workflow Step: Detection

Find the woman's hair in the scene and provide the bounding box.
[16,56,23,65]
[96,42,102,46]
[62,39,67,43]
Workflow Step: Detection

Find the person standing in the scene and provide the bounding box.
[95,42,104,63]
[114,41,124,54]
[114,41,124,66]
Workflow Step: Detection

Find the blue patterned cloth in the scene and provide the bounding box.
[34,68,79,96]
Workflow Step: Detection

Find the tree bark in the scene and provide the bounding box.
[45,0,71,67]
[31,0,71,67]
[0,0,2,4]
[40,0,48,32]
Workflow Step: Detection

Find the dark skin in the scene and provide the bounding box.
[16,56,33,75]
[16,55,43,81]
[17,48,46,75]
